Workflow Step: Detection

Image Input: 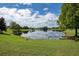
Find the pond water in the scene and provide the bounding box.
[21,30,65,40]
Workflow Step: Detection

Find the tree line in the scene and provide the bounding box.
[0,17,48,35]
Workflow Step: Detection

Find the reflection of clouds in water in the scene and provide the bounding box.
[21,30,65,40]
[48,31,65,39]
[21,31,48,39]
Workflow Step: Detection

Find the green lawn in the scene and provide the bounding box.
[64,29,79,36]
[0,29,79,56]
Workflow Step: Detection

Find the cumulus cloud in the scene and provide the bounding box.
[17,9,32,17]
[0,7,17,15]
[0,7,58,28]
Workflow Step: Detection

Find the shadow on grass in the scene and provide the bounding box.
[64,36,79,41]
[0,32,10,36]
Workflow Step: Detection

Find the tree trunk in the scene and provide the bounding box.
[75,27,78,37]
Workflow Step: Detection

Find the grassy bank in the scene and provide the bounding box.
[0,29,79,56]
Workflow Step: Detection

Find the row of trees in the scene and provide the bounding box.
[0,17,29,35]
[0,17,48,34]
[10,22,29,29]
[10,22,30,35]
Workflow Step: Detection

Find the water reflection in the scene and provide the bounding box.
[22,31,29,33]
[21,30,65,40]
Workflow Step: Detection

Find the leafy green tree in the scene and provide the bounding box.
[59,3,79,37]
[10,22,21,29]
[0,17,7,33]
[10,21,22,35]
[23,26,29,29]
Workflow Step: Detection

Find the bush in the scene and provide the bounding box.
[13,30,22,35]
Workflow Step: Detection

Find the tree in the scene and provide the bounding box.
[10,22,21,29]
[42,26,48,32]
[0,17,7,33]
[22,26,29,29]
[10,21,22,35]
[59,3,79,37]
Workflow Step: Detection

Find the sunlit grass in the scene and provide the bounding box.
[0,29,79,56]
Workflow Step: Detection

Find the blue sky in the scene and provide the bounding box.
[0,3,63,28]
[0,3,62,15]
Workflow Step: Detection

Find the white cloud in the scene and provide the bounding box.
[45,12,58,21]
[21,3,32,6]
[17,9,32,17]
[0,7,58,28]
[43,8,49,11]
[15,4,19,7]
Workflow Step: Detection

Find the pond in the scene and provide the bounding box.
[21,30,65,40]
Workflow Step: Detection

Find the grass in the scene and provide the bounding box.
[0,29,79,56]
[64,29,75,36]
[64,29,79,36]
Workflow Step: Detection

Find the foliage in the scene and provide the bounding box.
[59,3,79,36]
[22,26,29,29]
[0,17,7,33]
[10,21,22,35]
[10,22,21,29]
[42,26,48,31]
